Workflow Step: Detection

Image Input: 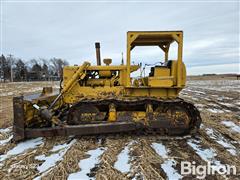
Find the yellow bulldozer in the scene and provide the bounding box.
[13,31,201,141]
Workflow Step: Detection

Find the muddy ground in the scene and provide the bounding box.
[0,80,239,180]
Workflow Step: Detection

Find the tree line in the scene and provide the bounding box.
[0,54,69,82]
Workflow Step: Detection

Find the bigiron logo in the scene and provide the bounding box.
[181,161,237,179]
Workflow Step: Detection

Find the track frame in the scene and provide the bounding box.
[13,96,201,141]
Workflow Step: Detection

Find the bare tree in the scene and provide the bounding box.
[1,55,69,82]
[14,59,27,81]
[0,55,5,81]
[0,55,11,82]
[50,58,69,78]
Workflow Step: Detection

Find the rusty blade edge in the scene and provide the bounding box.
[24,121,189,139]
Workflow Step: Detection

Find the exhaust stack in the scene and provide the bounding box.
[95,42,101,66]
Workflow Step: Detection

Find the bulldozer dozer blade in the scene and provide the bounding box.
[25,122,138,138]
[23,121,189,139]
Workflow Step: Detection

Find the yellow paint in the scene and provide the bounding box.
[154,68,170,77]
[108,103,117,122]
[62,31,186,104]
[148,77,173,87]
[24,31,187,125]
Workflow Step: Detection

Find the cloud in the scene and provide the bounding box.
[1,1,239,75]
[187,63,239,75]
[185,38,225,53]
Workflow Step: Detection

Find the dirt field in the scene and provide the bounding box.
[0,80,239,179]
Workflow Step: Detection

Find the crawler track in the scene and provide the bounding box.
[66,97,202,135]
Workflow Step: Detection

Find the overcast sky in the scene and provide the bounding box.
[1,1,239,75]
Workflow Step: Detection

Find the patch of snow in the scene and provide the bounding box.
[191,97,198,101]
[0,127,12,134]
[184,89,206,95]
[35,139,76,173]
[187,138,228,173]
[208,103,220,108]
[33,169,52,180]
[224,109,231,113]
[181,95,192,99]
[221,121,240,133]
[161,160,182,180]
[187,80,240,93]
[179,92,188,96]
[235,102,240,105]
[219,102,236,108]
[50,142,73,152]
[207,108,224,113]
[187,139,216,162]
[151,143,168,158]
[195,104,205,108]
[0,137,43,163]
[132,171,145,180]
[0,135,13,145]
[205,128,237,156]
[26,87,43,93]
[0,92,13,97]
[151,142,182,180]
[204,98,211,101]
[68,147,104,180]
[114,144,131,173]
[217,96,233,101]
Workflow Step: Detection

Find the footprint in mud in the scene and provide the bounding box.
[68,147,105,180]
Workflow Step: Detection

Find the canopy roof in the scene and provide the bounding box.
[127,31,183,49]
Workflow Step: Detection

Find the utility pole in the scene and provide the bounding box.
[8,54,13,82]
[0,55,3,82]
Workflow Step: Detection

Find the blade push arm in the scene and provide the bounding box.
[34,61,91,122]
[48,61,90,109]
